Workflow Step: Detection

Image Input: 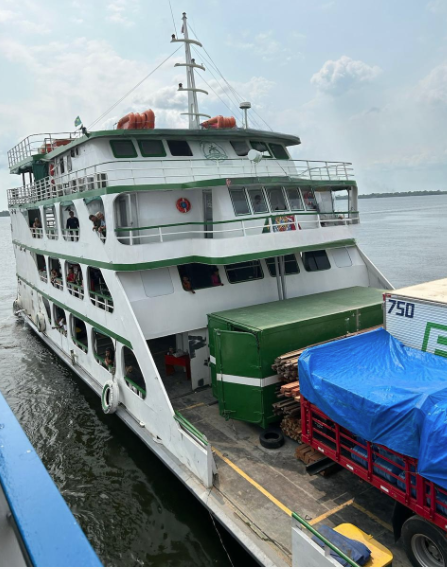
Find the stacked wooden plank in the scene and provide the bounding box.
[280,416,302,442]
[295,443,325,465]
[272,398,300,417]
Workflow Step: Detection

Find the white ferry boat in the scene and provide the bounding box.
[6,13,397,567]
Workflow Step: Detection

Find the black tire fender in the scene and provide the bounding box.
[259,427,285,449]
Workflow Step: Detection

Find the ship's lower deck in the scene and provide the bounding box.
[158,353,410,567]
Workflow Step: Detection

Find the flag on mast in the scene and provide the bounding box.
[74,116,82,127]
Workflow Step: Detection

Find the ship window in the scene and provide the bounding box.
[229,188,251,216]
[110,140,138,158]
[71,316,88,353]
[230,140,250,156]
[167,140,193,156]
[301,187,318,211]
[247,188,268,214]
[285,187,304,211]
[302,250,331,272]
[250,141,272,158]
[138,139,166,157]
[92,329,115,370]
[67,154,72,172]
[269,143,289,160]
[42,297,51,324]
[332,248,352,268]
[265,255,300,276]
[178,264,222,291]
[59,157,65,174]
[225,261,263,284]
[123,347,146,399]
[53,305,66,335]
[266,186,287,211]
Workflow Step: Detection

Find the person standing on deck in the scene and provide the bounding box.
[66,210,79,240]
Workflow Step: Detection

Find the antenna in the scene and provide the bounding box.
[171,13,210,128]
[239,101,251,129]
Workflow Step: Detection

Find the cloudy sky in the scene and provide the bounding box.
[1,0,446,209]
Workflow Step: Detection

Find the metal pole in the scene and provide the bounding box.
[182,13,199,129]
[279,255,287,300]
[274,257,283,301]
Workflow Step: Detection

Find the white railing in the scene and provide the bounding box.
[89,290,114,313]
[7,158,355,207]
[51,278,63,291]
[31,227,44,239]
[67,282,84,299]
[62,229,80,242]
[116,212,359,245]
[46,227,58,240]
[39,272,48,283]
[8,131,82,169]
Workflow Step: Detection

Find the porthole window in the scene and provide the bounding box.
[110,140,138,158]
[302,250,331,272]
[138,139,166,157]
[123,347,146,399]
[229,189,251,216]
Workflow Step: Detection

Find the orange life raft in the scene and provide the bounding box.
[117,109,155,130]
[200,115,236,129]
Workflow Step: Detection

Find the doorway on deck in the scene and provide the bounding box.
[148,334,192,400]
[203,189,213,238]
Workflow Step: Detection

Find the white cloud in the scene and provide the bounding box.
[417,62,447,105]
[311,55,382,95]
[227,30,302,63]
[0,9,15,23]
[106,0,139,27]
[427,0,447,14]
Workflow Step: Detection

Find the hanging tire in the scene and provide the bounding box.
[35,313,46,332]
[13,299,21,315]
[101,380,120,414]
[259,427,285,449]
[402,515,447,567]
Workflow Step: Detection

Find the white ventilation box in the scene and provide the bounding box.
[384,278,447,358]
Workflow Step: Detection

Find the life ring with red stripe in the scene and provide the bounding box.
[176,197,191,213]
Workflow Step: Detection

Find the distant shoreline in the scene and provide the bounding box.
[0,211,10,217]
[358,191,447,199]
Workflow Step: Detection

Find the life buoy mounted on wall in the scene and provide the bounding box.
[101,380,120,414]
[176,197,191,213]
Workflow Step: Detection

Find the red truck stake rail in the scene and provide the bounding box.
[301,397,447,531]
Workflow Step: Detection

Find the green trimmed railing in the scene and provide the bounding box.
[174,411,208,446]
[291,511,359,567]
[67,282,84,298]
[115,211,360,244]
[124,375,146,398]
[89,289,114,312]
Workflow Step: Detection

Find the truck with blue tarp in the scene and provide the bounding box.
[300,327,447,567]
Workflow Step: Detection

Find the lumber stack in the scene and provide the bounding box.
[295,443,325,465]
[272,398,300,417]
[280,416,302,442]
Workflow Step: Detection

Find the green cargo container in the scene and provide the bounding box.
[208,287,384,428]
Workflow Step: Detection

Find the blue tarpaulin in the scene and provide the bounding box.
[299,328,447,459]
[418,401,447,490]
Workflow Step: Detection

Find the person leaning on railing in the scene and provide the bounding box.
[32,217,42,238]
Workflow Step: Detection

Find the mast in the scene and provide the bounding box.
[171,12,210,128]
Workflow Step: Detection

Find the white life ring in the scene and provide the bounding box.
[35,313,46,332]
[101,380,120,414]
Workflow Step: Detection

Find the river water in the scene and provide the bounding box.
[0,194,447,566]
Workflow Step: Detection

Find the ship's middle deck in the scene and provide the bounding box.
[153,348,410,567]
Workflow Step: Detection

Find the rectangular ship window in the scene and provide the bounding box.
[229,189,251,216]
[230,140,250,156]
[266,186,287,211]
[167,140,193,156]
[285,187,304,211]
[301,187,318,211]
[138,140,166,157]
[250,141,272,158]
[178,264,222,290]
[110,140,138,158]
[302,250,331,272]
[247,188,269,213]
[265,255,300,276]
[225,261,264,283]
[269,143,289,160]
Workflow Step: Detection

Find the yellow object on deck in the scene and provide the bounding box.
[333,523,393,567]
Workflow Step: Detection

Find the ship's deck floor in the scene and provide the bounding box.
[157,359,410,567]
